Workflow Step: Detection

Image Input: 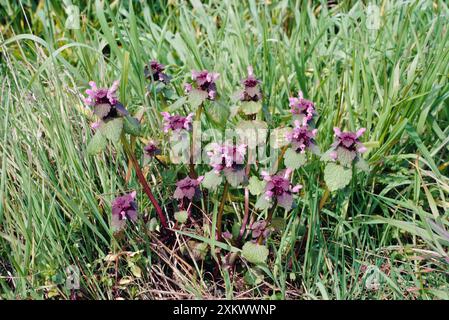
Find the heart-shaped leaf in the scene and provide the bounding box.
[255,195,271,210]
[188,89,208,109]
[169,96,187,112]
[201,170,223,190]
[242,242,269,265]
[174,210,188,224]
[93,103,111,119]
[355,157,370,173]
[205,99,230,127]
[100,118,123,144]
[87,131,107,155]
[284,148,307,169]
[123,116,141,136]
[336,147,356,167]
[224,168,246,187]
[324,162,352,191]
[240,101,262,115]
[248,176,266,196]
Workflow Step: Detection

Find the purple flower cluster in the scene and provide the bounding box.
[240,66,262,102]
[111,191,138,231]
[250,220,272,241]
[207,143,247,173]
[143,141,161,157]
[160,112,194,133]
[261,169,302,210]
[329,127,367,162]
[207,143,247,186]
[184,70,219,100]
[144,60,170,84]
[286,120,318,153]
[84,80,119,106]
[174,176,204,201]
[289,91,316,124]
[83,80,128,121]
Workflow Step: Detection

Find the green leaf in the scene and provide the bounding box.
[93,103,111,119]
[244,268,264,285]
[248,176,266,196]
[232,222,241,239]
[271,217,286,232]
[168,96,187,112]
[336,147,356,167]
[188,89,208,109]
[240,101,262,115]
[87,131,107,155]
[284,148,307,169]
[320,149,334,162]
[224,168,246,187]
[201,170,223,190]
[130,264,142,278]
[174,210,188,224]
[190,241,208,261]
[255,195,271,210]
[355,157,370,173]
[100,118,123,144]
[147,217,158,232]
[242,242,269,265]
[236,119,268,130]
[324,163,352,191]
[123,116,141,136]
[205,99,230,127]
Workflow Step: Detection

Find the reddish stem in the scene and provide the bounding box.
[216,181,229,241]
[122,136,168,229]
[238,164,251,242]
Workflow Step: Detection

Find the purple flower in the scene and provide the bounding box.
[207,143,247,186]
[160,112,194,133]
[250,220,271,240]
[111,191,138,231]
[84,80,119,106]
[174,176,204,201]
[240,66,262,102]
[329,128,367,162]
[289,91,316,124]
[83,80,128,121]
[185,70,220,100]
[286,120,318,153]
[261,169,302,210]
[222,231,233,240]
[144,60,170,84]
[143,141,161,157]
[207,143,247,173]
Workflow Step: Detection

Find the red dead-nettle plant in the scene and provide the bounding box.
[84,80,168,230]
[82,62,371,268]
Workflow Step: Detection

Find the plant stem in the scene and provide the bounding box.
[189,104,203,178]
[319,187,330,210]
[266,201,277,223]
[216,181,229,241]
[275,145,288,171]
[257,201,277,244]
[238,164,251,242]
[121,136,168,229]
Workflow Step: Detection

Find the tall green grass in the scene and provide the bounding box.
[0,0,448,299]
